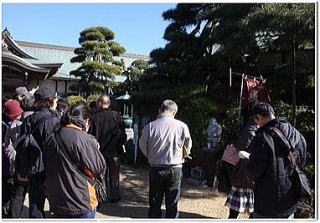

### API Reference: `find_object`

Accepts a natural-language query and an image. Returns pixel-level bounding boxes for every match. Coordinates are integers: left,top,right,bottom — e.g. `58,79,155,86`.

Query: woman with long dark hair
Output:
44,102,106,218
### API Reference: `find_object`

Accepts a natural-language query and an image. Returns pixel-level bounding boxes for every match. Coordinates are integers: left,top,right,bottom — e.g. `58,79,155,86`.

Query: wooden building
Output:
2,29,62,97
2,29,150,97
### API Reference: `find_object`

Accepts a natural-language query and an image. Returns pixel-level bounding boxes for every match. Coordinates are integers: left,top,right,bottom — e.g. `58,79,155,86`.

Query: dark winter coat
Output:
44,125,106,216
89,108,127,155
2,119,22,177
231,118,258,188
16,108,59,180
247,117,307,217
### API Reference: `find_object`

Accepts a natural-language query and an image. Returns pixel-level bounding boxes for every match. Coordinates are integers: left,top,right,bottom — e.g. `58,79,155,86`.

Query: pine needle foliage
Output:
70,26,126,97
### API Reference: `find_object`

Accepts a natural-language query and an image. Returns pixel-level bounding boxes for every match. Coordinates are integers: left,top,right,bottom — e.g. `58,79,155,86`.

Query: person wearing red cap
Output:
2,100,23,218
9,87,59,218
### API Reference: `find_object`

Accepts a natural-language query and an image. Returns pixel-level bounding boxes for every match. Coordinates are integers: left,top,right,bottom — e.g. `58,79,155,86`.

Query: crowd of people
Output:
2,86,308,219
2,87,126,218
223,99,307,219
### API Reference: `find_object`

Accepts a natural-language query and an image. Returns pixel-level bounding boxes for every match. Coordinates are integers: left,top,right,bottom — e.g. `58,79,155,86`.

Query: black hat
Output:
34,87,55,99
57,97,69,107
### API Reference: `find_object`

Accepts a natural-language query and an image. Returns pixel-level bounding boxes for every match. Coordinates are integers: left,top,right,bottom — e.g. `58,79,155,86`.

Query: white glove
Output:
238,151,250,159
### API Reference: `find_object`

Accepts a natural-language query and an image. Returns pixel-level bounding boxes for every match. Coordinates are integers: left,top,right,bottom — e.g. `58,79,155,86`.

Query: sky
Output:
2,3,176,56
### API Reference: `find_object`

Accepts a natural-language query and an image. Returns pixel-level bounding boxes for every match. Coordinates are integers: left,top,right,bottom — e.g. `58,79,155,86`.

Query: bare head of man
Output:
159,99,178,117
97,95,111,109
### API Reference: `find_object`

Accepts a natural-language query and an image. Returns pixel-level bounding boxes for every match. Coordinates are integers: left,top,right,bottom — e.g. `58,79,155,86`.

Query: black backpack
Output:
14,113,54,178
269,127,311,201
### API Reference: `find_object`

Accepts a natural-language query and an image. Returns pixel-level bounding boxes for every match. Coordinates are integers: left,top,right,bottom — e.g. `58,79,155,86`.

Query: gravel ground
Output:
21,164,250,219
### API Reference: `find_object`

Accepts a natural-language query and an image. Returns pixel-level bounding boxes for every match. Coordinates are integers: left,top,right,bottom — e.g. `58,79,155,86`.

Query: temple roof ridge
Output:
15,40,151,59
2,29,38,60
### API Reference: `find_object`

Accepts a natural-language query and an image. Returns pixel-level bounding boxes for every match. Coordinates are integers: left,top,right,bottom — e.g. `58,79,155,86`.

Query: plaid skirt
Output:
225,186,254,213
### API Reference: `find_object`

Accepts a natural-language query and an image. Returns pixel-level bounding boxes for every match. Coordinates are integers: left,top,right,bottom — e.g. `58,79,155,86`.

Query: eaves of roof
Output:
35,63,63,69
4,32,38,59
2,51,50,73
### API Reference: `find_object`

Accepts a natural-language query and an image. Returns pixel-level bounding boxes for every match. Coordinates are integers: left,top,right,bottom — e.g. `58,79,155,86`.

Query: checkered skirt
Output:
225,186,254,213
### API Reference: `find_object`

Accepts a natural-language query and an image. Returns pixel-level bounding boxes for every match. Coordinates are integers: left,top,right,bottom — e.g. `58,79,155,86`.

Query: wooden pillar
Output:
24,72,28,86
55,80,58,93
65,81,68,95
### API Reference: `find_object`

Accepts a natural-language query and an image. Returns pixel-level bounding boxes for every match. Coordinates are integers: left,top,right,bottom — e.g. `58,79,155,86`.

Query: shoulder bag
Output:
55,131,107,203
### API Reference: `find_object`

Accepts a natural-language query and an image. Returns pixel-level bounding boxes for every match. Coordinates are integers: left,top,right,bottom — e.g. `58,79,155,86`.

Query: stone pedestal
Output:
191,148,223,188
125,128,134,141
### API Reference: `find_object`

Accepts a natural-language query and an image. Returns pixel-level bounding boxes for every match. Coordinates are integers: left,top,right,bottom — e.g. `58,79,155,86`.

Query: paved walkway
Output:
21,164,249,219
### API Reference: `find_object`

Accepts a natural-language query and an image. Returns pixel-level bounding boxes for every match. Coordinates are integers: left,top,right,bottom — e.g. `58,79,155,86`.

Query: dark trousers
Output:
2,176,14,218
28,177,46,218
104,150,120,200
148,166,182,218
9,181,28,218
228,209,239,218
253,212,294,218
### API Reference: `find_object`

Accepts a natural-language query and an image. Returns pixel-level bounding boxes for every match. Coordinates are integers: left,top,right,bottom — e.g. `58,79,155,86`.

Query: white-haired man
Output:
139,100,192,218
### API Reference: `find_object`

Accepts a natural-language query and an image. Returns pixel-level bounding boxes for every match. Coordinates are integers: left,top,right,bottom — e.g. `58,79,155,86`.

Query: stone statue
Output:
205,118,222,149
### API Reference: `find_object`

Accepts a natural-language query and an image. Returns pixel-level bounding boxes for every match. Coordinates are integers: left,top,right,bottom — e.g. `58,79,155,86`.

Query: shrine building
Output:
2,29,149,97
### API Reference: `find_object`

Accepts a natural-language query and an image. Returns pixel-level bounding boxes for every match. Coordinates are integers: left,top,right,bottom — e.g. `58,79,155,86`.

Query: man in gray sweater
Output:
139,100,192,218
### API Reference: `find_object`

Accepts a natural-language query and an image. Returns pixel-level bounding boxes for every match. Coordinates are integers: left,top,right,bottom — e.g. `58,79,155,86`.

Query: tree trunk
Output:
292,35,297,126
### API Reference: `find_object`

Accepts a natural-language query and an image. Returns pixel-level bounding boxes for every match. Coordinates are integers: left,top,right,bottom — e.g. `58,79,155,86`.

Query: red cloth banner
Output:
242,77,268,108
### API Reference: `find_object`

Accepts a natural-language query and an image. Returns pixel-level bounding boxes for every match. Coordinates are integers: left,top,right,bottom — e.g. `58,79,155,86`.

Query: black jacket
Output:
89,108,126,154
19,108,59,180
234,118,258,151
247,117,307,217
231,119,258,188
44,126,106,216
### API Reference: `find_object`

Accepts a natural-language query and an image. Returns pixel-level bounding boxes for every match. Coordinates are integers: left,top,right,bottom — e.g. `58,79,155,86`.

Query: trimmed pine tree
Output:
70,26,126,97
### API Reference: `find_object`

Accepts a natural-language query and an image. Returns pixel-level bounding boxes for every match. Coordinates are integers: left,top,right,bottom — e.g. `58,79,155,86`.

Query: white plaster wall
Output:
39,79,55,92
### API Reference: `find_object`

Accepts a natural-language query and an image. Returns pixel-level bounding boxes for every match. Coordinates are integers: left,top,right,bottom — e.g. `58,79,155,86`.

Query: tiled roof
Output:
3,31,37,59
3,51,50,73
17,40,150,60
16,40,150,82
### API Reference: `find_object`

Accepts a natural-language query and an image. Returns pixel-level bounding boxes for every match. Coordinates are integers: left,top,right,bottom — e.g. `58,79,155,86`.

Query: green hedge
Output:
67,95,86,106
66,95,100,106
86,94,100,104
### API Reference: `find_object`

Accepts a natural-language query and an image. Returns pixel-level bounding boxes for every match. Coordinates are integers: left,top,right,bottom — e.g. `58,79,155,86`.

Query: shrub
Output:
177,97,218,150
67,95,85,106
86,94,100,104
220,105,241,149
272,101,315,131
